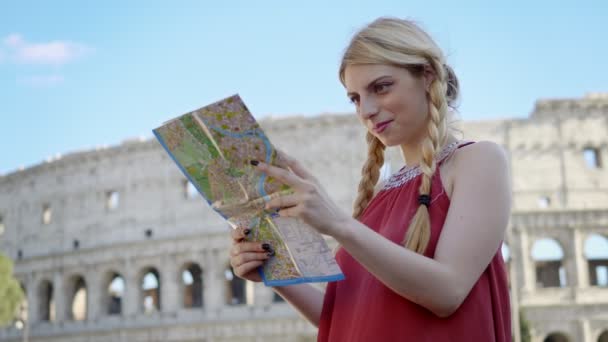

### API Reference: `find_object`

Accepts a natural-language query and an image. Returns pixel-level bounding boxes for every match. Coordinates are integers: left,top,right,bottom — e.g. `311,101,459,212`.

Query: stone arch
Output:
180,262,203,308
598,330,608,342
583,233,608,287
66,274,87,321
102,271,125,315
531,237,567,288
37,279,55,322
139,267,161,313
543,331,571,342
224,262,248,305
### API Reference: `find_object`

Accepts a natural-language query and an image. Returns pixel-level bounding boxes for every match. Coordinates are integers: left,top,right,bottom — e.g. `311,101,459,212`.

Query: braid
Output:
352,132,385,219
403,60,449,254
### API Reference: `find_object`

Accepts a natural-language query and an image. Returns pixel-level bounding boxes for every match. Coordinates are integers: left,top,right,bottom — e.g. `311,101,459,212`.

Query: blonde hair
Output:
342,17,460,254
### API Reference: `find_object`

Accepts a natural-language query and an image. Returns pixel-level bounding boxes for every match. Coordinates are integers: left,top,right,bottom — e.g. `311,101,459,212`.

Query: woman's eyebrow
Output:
346,75,392,97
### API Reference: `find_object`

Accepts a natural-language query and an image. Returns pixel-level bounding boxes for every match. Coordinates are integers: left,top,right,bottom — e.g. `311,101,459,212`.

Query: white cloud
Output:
3,33,92,65
18,74,65,87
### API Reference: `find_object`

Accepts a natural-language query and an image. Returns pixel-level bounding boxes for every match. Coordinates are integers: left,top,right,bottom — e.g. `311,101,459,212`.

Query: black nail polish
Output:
244,229,251,235
262,243,271,251
250,160,259,166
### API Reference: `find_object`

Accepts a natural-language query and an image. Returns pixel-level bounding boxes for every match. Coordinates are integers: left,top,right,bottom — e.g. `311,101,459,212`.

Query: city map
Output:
153,94,344,286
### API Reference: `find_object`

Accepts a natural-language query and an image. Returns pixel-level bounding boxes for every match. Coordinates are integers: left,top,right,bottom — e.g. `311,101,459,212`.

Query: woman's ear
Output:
423,65,436,92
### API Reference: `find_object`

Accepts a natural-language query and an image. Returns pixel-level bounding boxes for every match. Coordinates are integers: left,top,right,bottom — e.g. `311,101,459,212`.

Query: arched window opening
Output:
182,263,203,308
501,242,512,287
107,273,125,315
141,268,161,313
543,332,570,342
69,276,87,321
584,233,608,287
38,280,55,322
531,238,566,288
224,265,248,305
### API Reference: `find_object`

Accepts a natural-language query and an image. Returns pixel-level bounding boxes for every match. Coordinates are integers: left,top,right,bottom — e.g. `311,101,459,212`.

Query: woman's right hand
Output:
229,228,272,282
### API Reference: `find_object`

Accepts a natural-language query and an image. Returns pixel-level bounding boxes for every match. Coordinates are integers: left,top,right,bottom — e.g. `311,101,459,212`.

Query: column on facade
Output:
160,255,179,313
26,278,39,324
85,268,102,321
204,248,225,311
53,271,67,322
193,250,207,309
123,260,140,317
516,227,535,292
507,228,522,342
578,319,592,342
575,229,589,288
564,228,589,290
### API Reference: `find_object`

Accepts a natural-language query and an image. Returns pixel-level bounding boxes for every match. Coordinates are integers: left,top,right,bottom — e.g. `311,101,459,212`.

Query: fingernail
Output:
262,243,271,251
244,229,251,235
250,160,259,166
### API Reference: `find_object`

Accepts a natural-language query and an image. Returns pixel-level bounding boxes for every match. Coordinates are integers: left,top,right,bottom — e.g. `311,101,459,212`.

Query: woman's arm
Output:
258,141,511,317
272,284,325,327
331,141,512,317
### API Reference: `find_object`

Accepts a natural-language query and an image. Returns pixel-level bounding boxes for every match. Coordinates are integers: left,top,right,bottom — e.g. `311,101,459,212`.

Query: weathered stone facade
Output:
1,94,607,342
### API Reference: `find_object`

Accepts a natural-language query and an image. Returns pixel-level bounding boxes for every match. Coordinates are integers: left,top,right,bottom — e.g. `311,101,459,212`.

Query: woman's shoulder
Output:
451,140,509,178
454,140,507,163
440,141,508,199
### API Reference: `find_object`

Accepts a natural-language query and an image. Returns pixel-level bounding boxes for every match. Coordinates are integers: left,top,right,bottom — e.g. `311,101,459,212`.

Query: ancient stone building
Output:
0,94,607,342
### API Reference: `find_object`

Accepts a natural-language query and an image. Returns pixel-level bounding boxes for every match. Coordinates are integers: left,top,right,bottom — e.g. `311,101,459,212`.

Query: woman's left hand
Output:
253,151,351,237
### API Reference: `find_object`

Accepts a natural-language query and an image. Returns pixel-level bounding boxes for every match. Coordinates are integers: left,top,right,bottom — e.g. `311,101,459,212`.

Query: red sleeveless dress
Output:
318,141,511,341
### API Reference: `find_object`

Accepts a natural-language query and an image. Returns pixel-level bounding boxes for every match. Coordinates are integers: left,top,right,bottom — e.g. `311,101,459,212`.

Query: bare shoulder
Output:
441,141,508,199
452,141,508,174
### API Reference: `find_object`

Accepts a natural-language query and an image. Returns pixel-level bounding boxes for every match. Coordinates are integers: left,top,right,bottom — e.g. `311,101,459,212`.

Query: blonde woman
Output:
230,17,511,341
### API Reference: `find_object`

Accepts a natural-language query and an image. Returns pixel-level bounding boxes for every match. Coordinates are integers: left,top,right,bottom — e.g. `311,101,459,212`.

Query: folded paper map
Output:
153,94,344,286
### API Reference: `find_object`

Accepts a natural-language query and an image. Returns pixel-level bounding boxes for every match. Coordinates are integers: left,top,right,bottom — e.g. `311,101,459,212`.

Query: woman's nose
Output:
359,98,379,120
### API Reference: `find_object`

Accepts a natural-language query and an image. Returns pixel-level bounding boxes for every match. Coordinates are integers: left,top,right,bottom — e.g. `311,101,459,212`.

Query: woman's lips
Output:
373,120,393,133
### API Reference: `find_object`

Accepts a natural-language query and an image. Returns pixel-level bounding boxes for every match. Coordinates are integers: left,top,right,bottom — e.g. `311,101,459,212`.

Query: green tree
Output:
520,308,532,342
0,253,24,327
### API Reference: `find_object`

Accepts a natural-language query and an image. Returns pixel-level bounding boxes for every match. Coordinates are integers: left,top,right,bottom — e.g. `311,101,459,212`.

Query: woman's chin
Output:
378,137,400,147
368,130,401,147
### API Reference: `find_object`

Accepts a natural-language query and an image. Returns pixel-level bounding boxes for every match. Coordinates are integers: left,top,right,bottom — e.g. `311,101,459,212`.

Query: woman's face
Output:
344,64,432,147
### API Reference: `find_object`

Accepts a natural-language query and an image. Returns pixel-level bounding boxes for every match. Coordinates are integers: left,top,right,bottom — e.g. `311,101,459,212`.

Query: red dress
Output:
318,141,511,341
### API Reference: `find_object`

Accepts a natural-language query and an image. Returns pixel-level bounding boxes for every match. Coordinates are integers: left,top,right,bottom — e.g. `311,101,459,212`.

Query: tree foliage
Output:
0,253,24,327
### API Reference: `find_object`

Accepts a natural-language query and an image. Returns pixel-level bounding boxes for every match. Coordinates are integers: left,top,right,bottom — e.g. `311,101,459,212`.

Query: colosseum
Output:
0,93,607,342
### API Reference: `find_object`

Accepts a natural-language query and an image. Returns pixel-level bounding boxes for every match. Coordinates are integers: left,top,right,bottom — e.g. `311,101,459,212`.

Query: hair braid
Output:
352,132,385,219
402,60,449,253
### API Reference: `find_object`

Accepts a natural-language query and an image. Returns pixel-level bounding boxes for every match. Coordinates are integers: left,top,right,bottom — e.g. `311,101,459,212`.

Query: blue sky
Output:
0,0,606,174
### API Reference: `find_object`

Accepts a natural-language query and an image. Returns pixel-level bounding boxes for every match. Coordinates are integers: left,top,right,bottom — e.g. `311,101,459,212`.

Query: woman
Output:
229,17,512,341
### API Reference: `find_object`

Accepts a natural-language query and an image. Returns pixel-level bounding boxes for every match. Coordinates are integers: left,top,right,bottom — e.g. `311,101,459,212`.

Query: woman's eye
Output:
374,83,392,93
349,97,359,105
